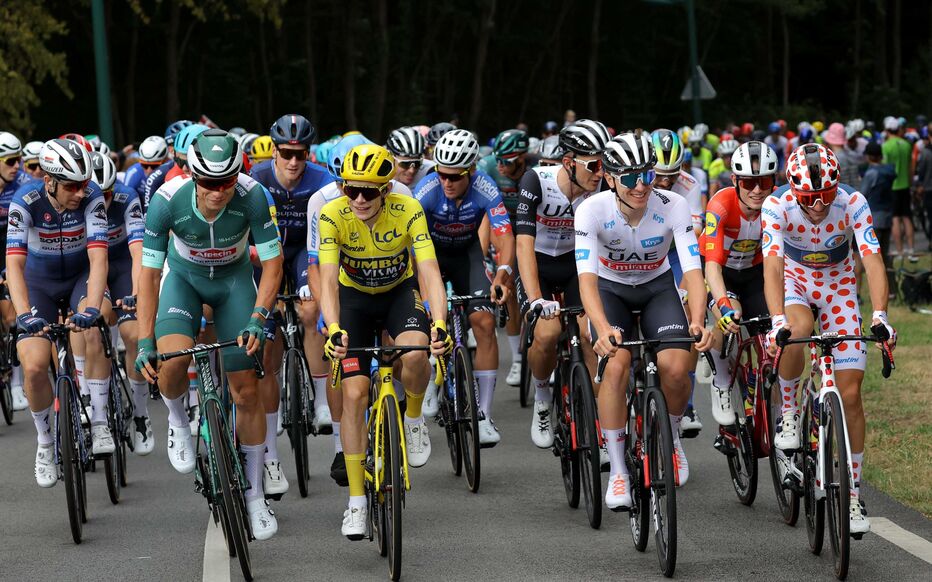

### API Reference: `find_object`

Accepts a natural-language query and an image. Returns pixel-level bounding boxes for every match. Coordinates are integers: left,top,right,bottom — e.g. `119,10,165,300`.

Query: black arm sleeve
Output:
515,170,542,237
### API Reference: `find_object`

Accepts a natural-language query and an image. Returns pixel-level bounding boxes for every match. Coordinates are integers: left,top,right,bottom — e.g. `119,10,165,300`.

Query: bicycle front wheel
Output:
645,388,677,578
726,369,757,506
824,391,850,580
439,366,462,476
207,401,253,581
572,362,602,529
380,394,404,581
801,390,825,555
768,370,800,526
284,350,310,498
1,380,12,425
454,345,481,493
626,386,649,552
59,376,84,544
555,366,580,508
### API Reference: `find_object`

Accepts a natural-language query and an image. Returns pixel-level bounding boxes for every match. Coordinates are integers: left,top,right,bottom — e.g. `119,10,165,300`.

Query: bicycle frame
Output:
49,324,89,470
277,295,313,431
720,317,773,457
555,307,599,452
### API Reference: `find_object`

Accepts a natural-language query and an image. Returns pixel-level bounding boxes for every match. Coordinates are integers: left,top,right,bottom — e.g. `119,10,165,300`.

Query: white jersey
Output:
574,188,701,286
515,166,593,257
412,159,436,185
688,166,708,196
670,169,704,232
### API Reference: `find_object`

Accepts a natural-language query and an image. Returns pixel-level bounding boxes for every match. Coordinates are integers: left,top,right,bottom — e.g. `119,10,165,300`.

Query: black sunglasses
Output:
277,148,309,161
344,183,387,202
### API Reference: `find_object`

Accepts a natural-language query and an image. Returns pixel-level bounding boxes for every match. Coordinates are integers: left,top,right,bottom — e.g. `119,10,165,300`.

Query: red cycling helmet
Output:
786,143,840,207
59,133,93,152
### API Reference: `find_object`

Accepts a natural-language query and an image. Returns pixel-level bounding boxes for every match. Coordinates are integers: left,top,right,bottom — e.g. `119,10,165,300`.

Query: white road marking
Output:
202,516,231,582
872,517,932,565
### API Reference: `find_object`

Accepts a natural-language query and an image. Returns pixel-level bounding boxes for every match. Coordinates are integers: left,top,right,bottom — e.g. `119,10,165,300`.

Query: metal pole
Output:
91,0,115,146
686,0,702,125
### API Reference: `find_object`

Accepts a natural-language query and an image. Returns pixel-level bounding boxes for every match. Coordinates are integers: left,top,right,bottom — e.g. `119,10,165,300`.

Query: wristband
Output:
328,322,342,336
715,296,733,312
432,319,447,332
252,306,270,320
496,264,513,276
872,310,888,323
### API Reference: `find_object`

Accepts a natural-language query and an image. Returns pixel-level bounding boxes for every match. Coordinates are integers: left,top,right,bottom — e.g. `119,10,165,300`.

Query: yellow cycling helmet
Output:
251,135,274,162
812,121,825,133
340,144,396,184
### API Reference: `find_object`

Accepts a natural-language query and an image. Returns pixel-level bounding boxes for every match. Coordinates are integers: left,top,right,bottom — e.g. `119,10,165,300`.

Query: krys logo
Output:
825,234,847,249
704,212,720,236
641,236,664,248
864,227,878,246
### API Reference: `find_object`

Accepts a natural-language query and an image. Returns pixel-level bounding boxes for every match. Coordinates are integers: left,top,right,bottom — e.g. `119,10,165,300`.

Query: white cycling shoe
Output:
673,442,689,486
505,362,522,387
167,425,196,474
850,496,871,535
313,406,333,434
422,380,440,418
342,505,367,540
92,424,116,456
35,444,58,488
133,416,155,456
478,417,501,447
247,498,278,541
710,382,736,426
775,411,801,450
530,400,554,448
605,473,632,510
404,419,431,467
263,460,290,498
11,385,29,411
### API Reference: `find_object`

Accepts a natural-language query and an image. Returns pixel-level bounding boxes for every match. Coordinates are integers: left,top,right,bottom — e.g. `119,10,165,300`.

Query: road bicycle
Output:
0,325,15,426
97,318,135,504
771,325,894,580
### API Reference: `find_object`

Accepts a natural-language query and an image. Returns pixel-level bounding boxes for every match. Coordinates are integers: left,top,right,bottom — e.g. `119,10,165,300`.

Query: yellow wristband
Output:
328,322,342,336
433,319,447,332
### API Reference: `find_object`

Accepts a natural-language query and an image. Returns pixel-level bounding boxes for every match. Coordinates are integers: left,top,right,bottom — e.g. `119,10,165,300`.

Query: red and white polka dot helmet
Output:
786,143,840,195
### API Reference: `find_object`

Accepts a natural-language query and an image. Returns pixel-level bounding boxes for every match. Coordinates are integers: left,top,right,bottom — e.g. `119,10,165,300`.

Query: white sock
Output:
709,346,732,389
32,405,53,445
507,334,521,362
88,378,110,425
75,356,88,396
348,495,366,509
851,452,864,497
130,379,149,417
312,374,329,413
474,369,496,417
242,443,265,501
533,374,552,402
779,376,800,416
403,414,423,425
11,364,23,390
333,421,343,454
264,412,279,462
604,428,627,476
669,414,683,445
163,392,189,428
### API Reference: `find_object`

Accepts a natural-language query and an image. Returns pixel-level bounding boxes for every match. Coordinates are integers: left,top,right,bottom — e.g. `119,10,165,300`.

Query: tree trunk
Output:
852,0,862,114
304,0,318,122
258,20,275,123
343,0,357,129
125,17,139,142
468,0,496,130
165,1,181,121
781,7,790,108
587,0,602,118
875,0,889,87
766,4,774,98
373,0,389,139
892,0,901,91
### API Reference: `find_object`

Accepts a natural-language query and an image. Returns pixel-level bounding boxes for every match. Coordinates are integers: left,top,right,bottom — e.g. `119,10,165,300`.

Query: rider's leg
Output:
18,337,55,443
469,309,498,418
77,296,111,427
260,331,283,464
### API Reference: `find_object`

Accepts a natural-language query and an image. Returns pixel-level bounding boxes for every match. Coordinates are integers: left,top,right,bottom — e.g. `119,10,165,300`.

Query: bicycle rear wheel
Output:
380,394,404,581
824,392,850,580
726,371,758,506
59,376,84,544
1,379,12,425
626,386,649,552
284,350,310,498
572,362,601,529
769,373,800,525
114,368,131,486
454,345,481,493
555,366,580,508
207,401,252,581
440,368,462,476
646,388,677,578
802,392,825,555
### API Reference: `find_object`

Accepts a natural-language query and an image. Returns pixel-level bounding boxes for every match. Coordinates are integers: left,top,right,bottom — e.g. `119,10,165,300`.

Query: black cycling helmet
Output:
559,119,611,156
427,122,457,146
270,114,317,146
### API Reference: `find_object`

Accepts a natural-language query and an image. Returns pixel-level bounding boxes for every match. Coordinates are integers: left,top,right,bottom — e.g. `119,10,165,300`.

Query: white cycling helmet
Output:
95,141,111,156
40,139,93,182
691,123,709,142
0,132,22,158
717,137,739,156
138,135,169,164
90,151,117,191
23,141,43,162
602,131,656,174
433,129,480,168
731,141,778,177
386,126,426,158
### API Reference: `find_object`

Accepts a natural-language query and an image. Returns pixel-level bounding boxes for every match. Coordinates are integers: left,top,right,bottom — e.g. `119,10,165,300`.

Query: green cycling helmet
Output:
492,129,529,157
187,129,243,179
650,129,684,175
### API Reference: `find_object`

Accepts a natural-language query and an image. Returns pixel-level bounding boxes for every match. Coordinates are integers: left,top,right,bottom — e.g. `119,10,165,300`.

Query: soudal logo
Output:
190,248,236,260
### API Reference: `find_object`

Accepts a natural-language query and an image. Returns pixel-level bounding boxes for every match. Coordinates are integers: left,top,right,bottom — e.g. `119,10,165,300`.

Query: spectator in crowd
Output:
860,141,898,296
916,128,932,251
825,122,862,191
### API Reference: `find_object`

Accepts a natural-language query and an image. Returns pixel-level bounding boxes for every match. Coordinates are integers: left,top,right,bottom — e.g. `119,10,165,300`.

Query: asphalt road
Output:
2,346,930,581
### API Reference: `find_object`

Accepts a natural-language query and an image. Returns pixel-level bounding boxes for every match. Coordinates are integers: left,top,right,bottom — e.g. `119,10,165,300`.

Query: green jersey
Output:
881,135,913,191
478,154,523,215
142,174,281,278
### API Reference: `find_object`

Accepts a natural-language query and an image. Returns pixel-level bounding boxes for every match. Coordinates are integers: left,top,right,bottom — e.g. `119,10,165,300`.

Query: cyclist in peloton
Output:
516,119,608,449
386,126,436,187
575,131,713,509
317,144,450,539
7,139,112,487
425,122,456,161
135,130,283,540
762,143,896,535
709,136,738,194
22,141,46,180
142,123,208,209
414,129,515,445
701,141,777,428
121,135,170,199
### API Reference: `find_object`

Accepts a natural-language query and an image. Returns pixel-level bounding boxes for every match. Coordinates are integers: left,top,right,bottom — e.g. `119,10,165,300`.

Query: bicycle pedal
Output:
712,435,738,457
680,428,700,439
851,532,865,541
609,506,630,514
264,492,284,502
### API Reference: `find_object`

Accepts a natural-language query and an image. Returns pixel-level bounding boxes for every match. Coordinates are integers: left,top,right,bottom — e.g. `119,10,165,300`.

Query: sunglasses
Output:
653,172,678,185
57,179,89,193
25,162,40,171
496,156,520,166
538,160,561,167
344,183,388,202
614,169,656,189
195,175,238,191
574,158,602,173
738,176,776,192
277,148,309,161
437,168,471,183
141,161,163,170
173,156,188,168
795,187,838,209
2,156,22,167
397,159,422,171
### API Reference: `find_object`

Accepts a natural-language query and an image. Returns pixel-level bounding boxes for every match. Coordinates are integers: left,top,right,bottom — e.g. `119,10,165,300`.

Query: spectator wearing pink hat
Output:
824,122,862,190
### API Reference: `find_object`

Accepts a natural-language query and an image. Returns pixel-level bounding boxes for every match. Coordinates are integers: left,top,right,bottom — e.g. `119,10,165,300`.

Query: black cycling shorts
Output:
338,278,430,379
436,240,493,316
108,257,136,324
516,251,580,315
591,270,691,353
892,188,911,217
722,263,768,320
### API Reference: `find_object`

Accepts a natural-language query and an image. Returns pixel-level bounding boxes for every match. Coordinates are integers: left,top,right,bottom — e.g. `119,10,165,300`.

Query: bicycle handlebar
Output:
768,324,894,385
722,315,773,358
595,334,713,383
156,335,265,377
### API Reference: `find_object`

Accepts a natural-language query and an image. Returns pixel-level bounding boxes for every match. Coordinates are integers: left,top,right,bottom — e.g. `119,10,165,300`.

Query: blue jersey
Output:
413,170,512,251
1,170,34,229
6,181,109,279
142,160,174,211
250,161,334,250
107,184,145,261
121,162,147,195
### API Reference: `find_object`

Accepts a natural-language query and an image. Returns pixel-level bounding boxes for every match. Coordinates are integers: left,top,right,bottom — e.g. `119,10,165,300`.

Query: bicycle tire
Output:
206,401,253,581
440,364,462,476
824,392,850,580
369,407,388,557
646,388,677,578
802,391,825,555
1,379,12,425
518,325,531,408
572,362,602,529
726,371,758,506
627,384,649,552
104,424,121,505
454,345,481,493
284,350,310,498
113,367,131,486
555,366,580,508
380,394,404,581
769,373,800,526
59,376,84,544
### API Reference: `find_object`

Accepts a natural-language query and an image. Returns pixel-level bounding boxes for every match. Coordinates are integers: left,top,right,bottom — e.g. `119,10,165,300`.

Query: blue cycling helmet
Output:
799,127,815,143
768,121,781,134
164,119,193,146
173,123,209,156
683,149,693,164
328,133,374,180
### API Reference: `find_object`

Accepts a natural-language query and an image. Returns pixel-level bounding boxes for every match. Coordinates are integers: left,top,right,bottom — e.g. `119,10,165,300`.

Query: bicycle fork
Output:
814,356,855,502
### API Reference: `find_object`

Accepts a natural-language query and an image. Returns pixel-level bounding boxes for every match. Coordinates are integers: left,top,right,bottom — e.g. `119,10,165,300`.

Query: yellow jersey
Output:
318,192,436,294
